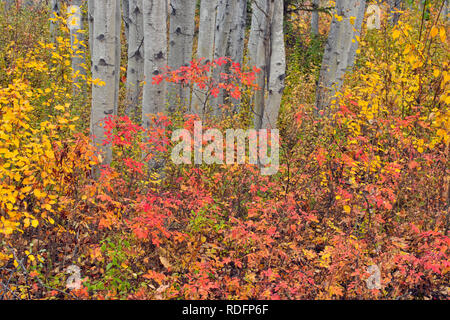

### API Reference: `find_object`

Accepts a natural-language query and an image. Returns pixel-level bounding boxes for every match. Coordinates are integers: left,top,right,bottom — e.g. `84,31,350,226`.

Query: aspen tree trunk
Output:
67,0,87,94
445,0,449,21
316,0,366,114
249,0,269,129
142,0,167,127
227,0,247,113
228,0,247,66
88,0,95,57
125,0,144,120
211,0,236,115
50,0,60,42
262,0,286,129
192,0,218,116
388,0,402,25
443,0,448,21
122,0,130,41
167,0,196,112
114,0,121,115
311,0,320,36
91,0,120,165
347,0,366,68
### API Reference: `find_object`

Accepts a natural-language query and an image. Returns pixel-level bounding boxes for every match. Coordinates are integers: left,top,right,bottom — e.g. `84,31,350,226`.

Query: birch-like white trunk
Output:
347,0,366,68
142,0,167,126
227,0,247,113
192,0,218,116
91,0,120,165
311,0,320,36
114,0,121,115
167,0,196,112
88,0,95,57
122,0,130,41
367,4,381,30
316,0,366,114
125,0,144,120
443,0,449,21
211,0,236,115
249,0,269,129
67,1,87,94
388,0,402,25
262,0,286,129
228,0,247,66
50,0,60,42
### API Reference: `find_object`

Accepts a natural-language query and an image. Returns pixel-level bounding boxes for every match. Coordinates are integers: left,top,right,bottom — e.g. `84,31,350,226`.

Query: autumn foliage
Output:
0,4,448,300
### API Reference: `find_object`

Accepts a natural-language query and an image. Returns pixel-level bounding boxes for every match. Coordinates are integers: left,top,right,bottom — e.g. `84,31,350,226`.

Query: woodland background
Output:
0,0,449,300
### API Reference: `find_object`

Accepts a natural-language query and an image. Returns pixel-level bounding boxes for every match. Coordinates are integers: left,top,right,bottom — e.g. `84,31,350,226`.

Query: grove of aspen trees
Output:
0,0,449,300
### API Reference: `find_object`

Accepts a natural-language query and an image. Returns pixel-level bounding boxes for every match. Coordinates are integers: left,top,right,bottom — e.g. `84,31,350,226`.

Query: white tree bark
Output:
167,0,196,112
67,1,87,94
388,0,402,25
197,0,217,63
210,0,237,116
125,0,144,120
122,0,130,41
227,0,247,113
191,0,218,116
249,0,269,129
311,0,320,36
443,0,449,21
91,0,120,165
228,0,247,66
88,0,95,57
114,0,121,115
316,0,366,114
142,0,167,126
367,4,381,30
50,0,61,42
347,0,366,69
262,0,285,129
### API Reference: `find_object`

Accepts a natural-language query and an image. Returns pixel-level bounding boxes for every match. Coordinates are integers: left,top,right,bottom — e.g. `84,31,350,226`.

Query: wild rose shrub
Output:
1,5,448,300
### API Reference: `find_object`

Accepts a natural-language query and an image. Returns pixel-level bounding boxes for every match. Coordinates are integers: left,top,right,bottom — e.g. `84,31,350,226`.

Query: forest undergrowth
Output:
0,4,448,300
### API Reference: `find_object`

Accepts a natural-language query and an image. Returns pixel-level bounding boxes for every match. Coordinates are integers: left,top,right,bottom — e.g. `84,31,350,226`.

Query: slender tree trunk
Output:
388,0,402,25
311,0,320,36
262,0,286,129
114,0,121,115
227,0,247,113
347,0,366,68
167,0,196,112
50,0,60,42
88,0,95,57
125,0,144,120
91,0,120,166
367,4,381,30
442,0,448,21
142,0,167,126
211,0,236,115
315,0,366,114
228,0,247,66
249,0,269,129
122,0,130,41
67,0,87,94
192,0,218,116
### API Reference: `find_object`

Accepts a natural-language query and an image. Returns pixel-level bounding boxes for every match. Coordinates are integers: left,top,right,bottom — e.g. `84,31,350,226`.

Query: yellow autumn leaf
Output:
430,26,438,38
392,29,401,39
439,27,446,42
